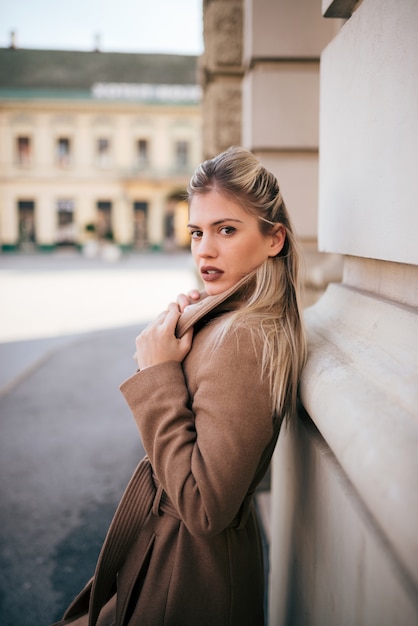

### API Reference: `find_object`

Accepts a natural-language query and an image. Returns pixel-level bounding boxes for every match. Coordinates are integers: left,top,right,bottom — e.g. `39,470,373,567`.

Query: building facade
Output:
0,48,202,253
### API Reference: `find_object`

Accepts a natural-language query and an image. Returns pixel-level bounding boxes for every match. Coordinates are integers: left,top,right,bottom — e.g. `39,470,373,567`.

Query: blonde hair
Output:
188,146,307,425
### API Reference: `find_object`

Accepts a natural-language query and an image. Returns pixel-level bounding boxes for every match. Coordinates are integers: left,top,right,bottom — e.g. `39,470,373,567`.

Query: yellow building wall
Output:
0,99,201,251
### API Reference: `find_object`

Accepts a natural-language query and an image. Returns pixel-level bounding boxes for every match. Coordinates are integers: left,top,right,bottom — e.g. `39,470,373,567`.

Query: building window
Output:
175,140,189,169
136,139,149,168
56,137,71,167
16,136,31,166
97,137,111,167
18,200,36,244
97,201,113,240
133,201,148,249
56,199,76,244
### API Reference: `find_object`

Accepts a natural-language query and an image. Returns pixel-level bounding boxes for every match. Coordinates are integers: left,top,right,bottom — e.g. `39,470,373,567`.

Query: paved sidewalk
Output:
0,250,197,392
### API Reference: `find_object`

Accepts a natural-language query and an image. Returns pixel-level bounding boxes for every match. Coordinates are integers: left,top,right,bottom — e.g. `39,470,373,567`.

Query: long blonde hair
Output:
188,146,307,425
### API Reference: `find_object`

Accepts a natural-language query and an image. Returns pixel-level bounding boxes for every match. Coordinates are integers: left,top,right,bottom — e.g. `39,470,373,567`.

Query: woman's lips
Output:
200,266,224,281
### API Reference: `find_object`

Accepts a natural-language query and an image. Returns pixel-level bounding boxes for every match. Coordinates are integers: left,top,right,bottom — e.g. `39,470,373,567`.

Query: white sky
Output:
0,0,204,55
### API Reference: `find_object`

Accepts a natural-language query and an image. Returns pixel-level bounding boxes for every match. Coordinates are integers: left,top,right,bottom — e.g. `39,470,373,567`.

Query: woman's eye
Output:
219,226,236,236
189,230,202,239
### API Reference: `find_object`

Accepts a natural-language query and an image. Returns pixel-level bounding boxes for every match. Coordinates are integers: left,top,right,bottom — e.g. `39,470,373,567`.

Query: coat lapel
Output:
175,273,254,338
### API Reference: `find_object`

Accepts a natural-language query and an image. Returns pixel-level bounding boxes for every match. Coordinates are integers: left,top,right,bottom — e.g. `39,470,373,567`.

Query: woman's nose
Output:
197,234,217,258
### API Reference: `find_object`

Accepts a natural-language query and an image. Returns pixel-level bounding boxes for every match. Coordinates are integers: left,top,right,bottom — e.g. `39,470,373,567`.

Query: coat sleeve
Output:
119,326,274,537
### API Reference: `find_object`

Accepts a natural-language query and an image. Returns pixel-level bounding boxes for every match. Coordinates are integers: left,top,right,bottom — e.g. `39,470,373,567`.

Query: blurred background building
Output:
0,42,201,254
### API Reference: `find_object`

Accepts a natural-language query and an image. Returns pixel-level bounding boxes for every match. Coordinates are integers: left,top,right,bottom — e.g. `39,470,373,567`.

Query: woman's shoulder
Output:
186,315,272,407
199,312,266,364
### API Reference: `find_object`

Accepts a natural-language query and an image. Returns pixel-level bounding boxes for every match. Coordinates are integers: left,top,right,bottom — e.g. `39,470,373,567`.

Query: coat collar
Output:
175,272,255,338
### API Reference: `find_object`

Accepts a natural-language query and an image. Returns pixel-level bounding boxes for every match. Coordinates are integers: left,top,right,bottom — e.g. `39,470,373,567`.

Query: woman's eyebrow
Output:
187,218,244,228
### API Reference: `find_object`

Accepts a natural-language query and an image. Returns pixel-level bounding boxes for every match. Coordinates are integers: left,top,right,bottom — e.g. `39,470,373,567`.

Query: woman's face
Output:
188,189,285,295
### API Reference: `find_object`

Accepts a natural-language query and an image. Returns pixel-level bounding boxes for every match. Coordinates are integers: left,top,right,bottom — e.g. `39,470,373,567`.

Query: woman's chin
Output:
204,280,234,296
204,283,225,296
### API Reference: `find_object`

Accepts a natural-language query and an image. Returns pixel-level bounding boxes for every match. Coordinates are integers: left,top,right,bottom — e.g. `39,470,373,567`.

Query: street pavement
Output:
0,250,198,626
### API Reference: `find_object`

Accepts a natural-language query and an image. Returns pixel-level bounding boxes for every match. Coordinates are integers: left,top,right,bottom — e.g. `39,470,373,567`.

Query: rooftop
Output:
0,48,200,103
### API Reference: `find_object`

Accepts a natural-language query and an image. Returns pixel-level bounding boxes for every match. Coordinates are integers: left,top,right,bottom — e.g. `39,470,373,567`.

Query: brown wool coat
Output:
56,275,282,626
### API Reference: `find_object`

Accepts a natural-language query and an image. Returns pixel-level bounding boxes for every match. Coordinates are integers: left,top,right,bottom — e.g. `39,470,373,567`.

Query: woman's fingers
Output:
188,289,201,301
133,301,193,370
176,289,201,312
132,289,199,369
179,326,194,354
177,294,190,313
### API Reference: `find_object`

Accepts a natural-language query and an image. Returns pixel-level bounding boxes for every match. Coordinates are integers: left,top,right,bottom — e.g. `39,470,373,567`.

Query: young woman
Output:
55,146,306,626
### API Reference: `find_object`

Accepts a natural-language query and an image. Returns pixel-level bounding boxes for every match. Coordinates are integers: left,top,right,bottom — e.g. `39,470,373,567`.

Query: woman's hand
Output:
134,302,193,370
176,289,201,313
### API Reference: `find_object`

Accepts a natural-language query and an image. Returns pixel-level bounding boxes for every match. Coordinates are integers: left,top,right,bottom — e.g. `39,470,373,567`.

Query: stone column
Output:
0,190,18,248
200,0,244,158
113,194,133,248
148,190,165,249
35,190,56,248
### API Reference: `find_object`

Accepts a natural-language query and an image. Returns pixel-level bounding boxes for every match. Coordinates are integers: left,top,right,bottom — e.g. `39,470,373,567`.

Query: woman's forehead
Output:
188,190,252,224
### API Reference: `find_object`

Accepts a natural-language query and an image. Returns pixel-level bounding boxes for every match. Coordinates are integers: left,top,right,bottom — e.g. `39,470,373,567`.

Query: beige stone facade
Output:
292,1,418,623
0,50,201,253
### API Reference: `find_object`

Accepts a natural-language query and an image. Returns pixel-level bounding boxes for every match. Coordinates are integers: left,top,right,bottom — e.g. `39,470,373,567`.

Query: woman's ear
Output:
268,225,286,257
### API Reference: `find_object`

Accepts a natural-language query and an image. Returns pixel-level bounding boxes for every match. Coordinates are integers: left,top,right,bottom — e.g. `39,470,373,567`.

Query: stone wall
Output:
272,1,418,624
